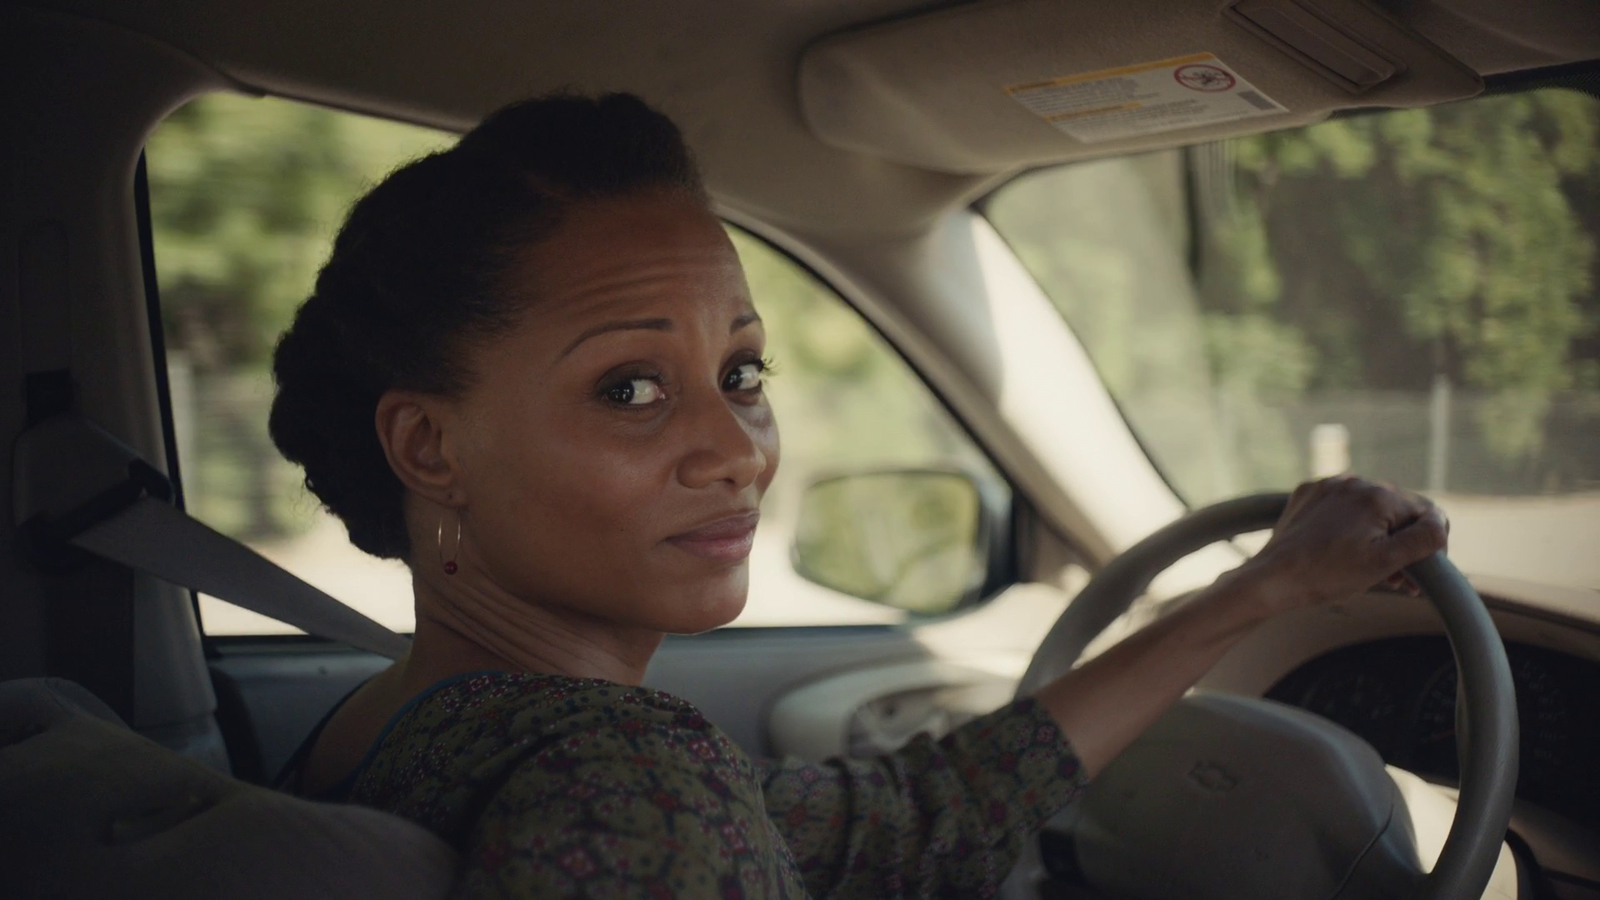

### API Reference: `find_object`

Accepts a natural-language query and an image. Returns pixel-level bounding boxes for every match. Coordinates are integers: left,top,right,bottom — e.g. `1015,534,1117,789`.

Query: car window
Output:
985,87,1600,595
147,93,1008,635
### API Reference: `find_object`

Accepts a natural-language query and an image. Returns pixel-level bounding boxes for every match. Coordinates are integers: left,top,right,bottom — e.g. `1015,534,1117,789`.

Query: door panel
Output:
210,645,388,781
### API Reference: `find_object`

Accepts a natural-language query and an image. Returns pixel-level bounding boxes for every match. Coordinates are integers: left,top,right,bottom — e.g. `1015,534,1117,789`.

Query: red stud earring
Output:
438,515,461,575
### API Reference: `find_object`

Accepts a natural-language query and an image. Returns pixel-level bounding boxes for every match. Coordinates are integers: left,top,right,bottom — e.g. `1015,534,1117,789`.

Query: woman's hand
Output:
1235,476,1450,617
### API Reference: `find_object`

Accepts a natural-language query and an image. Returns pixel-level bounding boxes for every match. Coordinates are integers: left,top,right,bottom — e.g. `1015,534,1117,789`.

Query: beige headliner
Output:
19,0,1600,238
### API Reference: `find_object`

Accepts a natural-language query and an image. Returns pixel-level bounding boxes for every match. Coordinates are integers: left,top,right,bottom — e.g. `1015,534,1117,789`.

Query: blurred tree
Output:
147,95,450,538
1201,90,1600,462
989,88,1599,501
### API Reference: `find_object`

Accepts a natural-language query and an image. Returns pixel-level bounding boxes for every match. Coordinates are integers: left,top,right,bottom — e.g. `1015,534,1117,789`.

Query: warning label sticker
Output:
1006,53,1285,144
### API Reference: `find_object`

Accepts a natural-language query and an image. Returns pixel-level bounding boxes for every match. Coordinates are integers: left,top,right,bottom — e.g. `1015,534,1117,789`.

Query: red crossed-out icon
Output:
1174,64,1236,92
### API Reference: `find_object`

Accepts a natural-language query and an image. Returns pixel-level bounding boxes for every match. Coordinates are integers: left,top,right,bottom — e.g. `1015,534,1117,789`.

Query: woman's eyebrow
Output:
559,318,673,359
558,310,761,360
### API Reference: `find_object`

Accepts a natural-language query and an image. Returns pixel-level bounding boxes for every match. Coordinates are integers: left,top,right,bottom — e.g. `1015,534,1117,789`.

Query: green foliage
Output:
1209,91,1600,460
991,87,1600,500
148,95,452,373
148,95,452,540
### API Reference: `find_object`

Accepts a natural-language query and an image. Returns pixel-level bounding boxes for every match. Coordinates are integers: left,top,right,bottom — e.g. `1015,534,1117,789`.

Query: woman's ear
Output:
375,390,465,508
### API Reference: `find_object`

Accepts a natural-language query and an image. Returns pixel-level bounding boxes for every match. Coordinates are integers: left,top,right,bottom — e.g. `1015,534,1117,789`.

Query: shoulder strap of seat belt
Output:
13,413,410,660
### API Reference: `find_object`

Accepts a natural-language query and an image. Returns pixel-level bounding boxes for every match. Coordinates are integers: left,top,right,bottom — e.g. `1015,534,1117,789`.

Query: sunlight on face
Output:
448,189,780,634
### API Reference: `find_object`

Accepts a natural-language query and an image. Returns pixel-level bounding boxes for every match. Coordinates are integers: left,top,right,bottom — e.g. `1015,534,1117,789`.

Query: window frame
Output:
720,219,1027,616
135,148,217,656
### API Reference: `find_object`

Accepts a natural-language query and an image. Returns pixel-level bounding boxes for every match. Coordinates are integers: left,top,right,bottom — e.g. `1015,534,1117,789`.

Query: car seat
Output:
0,677,458,900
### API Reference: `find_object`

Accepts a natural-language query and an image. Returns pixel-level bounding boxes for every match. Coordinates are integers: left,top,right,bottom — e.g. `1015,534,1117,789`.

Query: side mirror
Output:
791,469,1000,616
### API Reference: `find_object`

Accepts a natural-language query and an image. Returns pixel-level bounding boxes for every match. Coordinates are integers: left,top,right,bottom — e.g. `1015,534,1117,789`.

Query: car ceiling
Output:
17,0,1600,242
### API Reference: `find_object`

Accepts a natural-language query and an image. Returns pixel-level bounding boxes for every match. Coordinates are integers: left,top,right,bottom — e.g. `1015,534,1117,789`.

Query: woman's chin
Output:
664,568,750,634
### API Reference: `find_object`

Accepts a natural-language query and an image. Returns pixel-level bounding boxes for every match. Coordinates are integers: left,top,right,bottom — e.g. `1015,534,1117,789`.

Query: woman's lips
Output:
665,510,759,563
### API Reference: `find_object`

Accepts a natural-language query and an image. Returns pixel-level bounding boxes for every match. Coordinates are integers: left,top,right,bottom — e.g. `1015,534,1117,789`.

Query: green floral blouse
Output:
291,671,1087,898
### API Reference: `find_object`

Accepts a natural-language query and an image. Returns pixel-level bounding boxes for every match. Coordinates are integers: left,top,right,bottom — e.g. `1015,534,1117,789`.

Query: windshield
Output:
985,87,1600,596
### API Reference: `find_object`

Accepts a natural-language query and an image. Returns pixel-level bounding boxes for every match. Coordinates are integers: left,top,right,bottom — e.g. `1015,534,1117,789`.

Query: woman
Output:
271,93,1447,897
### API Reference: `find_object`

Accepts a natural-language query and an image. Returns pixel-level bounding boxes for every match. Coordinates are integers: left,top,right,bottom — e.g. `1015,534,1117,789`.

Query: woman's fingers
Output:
1380,505,1450,571
1384,571,1423,598
1331,477,1448,583
1277,474,1341,526
1348,477,1423,529
1253,475,1449,611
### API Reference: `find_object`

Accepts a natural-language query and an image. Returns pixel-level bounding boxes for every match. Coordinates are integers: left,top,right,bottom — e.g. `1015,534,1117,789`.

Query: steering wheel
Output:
1009,493,1519,900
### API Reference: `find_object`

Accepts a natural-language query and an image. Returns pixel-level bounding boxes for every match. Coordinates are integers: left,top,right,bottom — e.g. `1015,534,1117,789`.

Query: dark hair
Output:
269,93,706,560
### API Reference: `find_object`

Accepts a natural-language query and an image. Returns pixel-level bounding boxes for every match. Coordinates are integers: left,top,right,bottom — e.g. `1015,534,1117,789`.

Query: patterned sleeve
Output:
757,696,1088,899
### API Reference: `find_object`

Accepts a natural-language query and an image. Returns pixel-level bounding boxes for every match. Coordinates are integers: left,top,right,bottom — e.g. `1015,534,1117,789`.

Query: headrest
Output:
0,676,124,742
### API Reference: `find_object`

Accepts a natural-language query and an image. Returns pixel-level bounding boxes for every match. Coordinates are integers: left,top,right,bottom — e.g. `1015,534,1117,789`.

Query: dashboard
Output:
1265,635,1600,830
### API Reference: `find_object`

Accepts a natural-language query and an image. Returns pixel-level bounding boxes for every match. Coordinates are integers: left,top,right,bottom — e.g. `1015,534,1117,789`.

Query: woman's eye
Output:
723,361,766,392
605,378,666,406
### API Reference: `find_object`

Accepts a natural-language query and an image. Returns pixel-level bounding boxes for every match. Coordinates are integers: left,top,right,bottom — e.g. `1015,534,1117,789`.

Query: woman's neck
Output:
403,573,664,692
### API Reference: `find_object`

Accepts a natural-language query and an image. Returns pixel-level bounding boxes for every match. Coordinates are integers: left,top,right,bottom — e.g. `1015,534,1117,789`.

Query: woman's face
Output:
440,189,779,635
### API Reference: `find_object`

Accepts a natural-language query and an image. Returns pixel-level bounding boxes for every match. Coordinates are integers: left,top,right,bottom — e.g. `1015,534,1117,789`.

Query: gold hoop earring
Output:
437,514,461,575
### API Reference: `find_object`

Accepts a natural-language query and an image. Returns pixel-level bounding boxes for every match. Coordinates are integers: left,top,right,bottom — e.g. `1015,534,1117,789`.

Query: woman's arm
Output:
1038,476,1448,776
759,695,1086,899
759,477,1447,898
1031,567,1274,777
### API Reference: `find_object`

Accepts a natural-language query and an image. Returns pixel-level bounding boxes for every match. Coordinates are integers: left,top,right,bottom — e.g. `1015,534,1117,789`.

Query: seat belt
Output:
14,413,411,660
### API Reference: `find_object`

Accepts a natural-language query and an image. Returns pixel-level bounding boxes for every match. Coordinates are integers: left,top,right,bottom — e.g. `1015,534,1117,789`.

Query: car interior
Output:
2,0,1598,897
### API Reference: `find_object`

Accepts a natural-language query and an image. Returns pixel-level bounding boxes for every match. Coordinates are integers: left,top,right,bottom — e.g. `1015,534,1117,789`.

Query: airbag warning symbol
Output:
1174,63,1237,92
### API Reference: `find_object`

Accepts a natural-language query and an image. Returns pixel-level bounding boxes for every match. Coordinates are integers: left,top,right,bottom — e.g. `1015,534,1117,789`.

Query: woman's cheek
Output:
752,402,780,492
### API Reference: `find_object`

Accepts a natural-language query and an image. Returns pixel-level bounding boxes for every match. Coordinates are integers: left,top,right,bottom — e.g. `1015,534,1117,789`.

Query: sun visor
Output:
799,0,1483,173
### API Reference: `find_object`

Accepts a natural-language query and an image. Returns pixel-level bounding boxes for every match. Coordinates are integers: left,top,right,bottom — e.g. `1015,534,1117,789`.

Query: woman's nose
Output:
675,389,767,491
